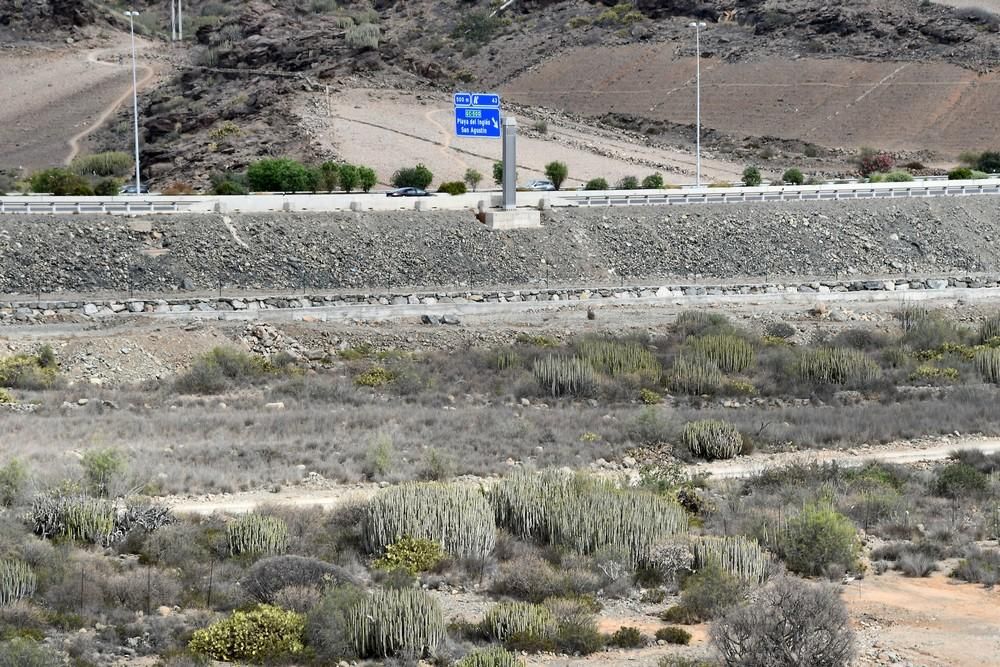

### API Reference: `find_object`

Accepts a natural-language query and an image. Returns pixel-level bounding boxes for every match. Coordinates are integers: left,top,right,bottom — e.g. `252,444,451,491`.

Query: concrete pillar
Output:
502,116,517,211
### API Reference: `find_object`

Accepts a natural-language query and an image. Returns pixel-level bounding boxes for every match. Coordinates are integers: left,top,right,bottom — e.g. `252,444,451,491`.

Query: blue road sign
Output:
454,91,502,138
456,106,501,138
454,92,500,108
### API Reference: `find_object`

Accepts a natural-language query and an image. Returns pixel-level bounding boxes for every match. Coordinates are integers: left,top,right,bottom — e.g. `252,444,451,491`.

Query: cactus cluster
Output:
692,535,770,584
363,483,496,560
795,348,880,386
688,334,755,372
348,587,444,658
675,310,730,337
489,470,687,566
681,420,743,461
28,495,114,545
483,601,555,642
532,355,596,397
667,354,723,395
346,23,380,50
28,495,172,545
456,646,524,667
576,338,661,379
227,513,289,557
0,559,36,607
976,348,1000,383
979,313,1000,343
495,349,520,370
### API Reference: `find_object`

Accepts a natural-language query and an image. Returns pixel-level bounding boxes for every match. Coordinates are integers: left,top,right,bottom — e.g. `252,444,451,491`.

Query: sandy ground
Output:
0,36,165,173
505,46,1000,160
301,88,745,188
848,570,1000,666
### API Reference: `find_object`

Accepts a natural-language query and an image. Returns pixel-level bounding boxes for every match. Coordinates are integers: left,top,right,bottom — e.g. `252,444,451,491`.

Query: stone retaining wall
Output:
2,276,995,323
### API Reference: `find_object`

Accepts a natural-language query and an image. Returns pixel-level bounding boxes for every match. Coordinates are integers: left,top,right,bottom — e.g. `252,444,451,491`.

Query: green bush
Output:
348,588,444,658
227,513,289,557
781,168,804,185
671,560,745,622
70,151,133,177
80,447,125,497
642,172,665,189
93,178,122,196
189,605,305,662
438,181,468,195
608,625,646,648
584,177,608,190
355,365,394,387
935,462,988,498
617,175,639,190
392,164,434,189
346,22,379,49
655,626,691,645
741,166,762,186
0,458,27,507
0,350,59,390
871,170,913,182
173,346,277,394
682,420,743,461
977,150,1000,173
374,537,444,574
0,638,63,667
242,555,352,603
782,503,859,576
210,175,248,195
28,168,92,195
363,482,496,560
318,162,340,191
246,158,312,192
545,161,569,190
545,597,605,655
949,167,974,180
452,10,504,42
493,161,504,186
639,388,662,404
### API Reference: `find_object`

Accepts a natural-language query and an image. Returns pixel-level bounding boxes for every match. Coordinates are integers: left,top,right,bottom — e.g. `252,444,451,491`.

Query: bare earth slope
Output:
507,48,1000,160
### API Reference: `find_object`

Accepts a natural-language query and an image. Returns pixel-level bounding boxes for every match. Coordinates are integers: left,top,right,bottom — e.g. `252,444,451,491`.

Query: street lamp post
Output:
125,10,142,195
689,21,706,187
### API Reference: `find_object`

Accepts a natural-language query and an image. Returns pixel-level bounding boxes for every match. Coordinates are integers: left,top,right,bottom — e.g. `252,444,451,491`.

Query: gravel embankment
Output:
0,197,998,296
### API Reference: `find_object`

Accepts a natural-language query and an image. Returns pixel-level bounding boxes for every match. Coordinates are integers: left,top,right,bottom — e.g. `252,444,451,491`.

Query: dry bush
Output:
712,576,855,667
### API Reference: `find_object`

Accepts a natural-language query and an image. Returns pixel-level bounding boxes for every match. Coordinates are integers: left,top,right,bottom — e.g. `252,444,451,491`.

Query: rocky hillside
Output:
1,197,999,296
75,0,999,186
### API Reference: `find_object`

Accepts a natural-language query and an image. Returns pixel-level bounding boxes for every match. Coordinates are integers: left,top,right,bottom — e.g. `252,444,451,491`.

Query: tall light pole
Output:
689,21,706,187
125,10,142,195
178,0,183,41
170,0,176,41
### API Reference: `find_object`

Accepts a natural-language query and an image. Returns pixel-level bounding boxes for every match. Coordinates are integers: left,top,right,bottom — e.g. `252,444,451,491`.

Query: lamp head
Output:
688,21,706,28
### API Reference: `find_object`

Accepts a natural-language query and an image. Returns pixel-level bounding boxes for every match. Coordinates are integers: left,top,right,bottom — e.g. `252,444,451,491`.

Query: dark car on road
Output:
386,187,431,197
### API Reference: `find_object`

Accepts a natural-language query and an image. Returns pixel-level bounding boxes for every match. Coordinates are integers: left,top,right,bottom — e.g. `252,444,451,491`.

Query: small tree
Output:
357,166,378,193
493,161,504,186
642,172,664,189
712,576,855,667
584,177,608,190
545,161,569,190
29,168,93,196
782,168,804,185
617,175,639,189
978,150,1000,173
339,165,359,193
318,162,340,192
464,168,483,192
392,164,434,189
741,166,762,187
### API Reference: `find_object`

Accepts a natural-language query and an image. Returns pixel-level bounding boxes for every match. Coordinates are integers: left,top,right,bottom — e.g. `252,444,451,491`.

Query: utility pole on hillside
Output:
125,10,142,195
689,21,706,187
178,0,183,40
170,0,176,41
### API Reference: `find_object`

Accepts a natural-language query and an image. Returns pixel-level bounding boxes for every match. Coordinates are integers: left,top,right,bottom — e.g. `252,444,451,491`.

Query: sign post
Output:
502,116,517,210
